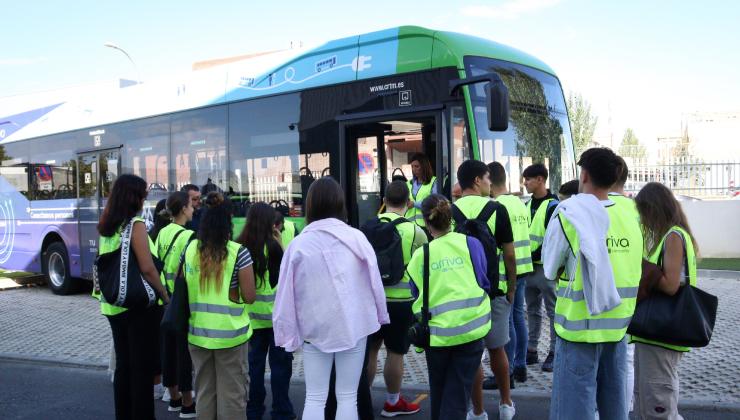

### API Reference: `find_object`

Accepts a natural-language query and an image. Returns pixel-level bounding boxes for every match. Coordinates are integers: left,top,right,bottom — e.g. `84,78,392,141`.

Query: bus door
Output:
77,148,121,278
342,113,441,227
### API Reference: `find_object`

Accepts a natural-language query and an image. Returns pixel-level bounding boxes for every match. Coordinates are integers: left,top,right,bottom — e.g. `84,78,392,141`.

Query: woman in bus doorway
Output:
273,177,389,420
633,182,700,420
183,192,256,420
406,194,492,420
237,202,296,420
154,191,196,417
96,174,170,420
406,153,438,229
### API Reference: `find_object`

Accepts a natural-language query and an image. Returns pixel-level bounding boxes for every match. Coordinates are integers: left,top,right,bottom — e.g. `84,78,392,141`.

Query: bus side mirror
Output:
487,82,509,132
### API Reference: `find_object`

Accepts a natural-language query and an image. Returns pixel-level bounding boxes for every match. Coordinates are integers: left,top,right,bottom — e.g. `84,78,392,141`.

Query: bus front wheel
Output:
43,242,76,295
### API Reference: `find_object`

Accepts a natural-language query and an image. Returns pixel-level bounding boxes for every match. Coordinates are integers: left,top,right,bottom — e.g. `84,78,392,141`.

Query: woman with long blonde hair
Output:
633,182,699,420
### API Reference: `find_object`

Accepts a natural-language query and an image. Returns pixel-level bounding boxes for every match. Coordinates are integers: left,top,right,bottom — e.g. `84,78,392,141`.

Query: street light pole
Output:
103,42,141,84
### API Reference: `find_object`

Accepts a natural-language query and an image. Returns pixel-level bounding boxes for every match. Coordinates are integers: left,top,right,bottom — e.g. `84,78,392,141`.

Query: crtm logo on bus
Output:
431,256,465,273
606,236,631,253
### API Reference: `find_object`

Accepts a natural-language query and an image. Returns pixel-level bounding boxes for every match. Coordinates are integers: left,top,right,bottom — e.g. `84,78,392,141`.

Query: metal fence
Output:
626,159,740,198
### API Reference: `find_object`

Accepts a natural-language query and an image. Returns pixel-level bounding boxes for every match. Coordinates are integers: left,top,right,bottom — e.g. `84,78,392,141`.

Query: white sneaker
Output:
162,387,171,402
499,402,516,420
466,409,489,420
153,383,166,400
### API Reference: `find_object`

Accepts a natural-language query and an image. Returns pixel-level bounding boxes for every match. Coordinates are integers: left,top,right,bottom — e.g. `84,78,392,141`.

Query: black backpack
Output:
361,216,411,286
452,201,501,296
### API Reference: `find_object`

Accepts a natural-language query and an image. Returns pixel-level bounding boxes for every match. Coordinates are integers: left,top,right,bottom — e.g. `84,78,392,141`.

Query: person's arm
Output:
542,215,570,281
237,265,256,304
229,247,256,303
272,248,301,352
467,237,490,294
502,242,516,302
131,221,169,303
657,233,685,296
493,206,516,300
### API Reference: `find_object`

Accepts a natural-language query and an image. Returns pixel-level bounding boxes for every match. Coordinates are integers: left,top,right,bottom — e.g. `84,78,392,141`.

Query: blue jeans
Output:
247,328,296,420
506,276,528,371
550,336,628,420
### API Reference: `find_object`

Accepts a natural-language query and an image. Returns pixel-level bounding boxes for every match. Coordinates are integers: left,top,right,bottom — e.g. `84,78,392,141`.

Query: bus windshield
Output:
465,56,576,193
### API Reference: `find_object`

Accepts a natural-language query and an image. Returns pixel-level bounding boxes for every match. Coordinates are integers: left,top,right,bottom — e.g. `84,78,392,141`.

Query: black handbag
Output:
408,244,430,349
161,239,195,335
94,220,159,309
627,242,718,348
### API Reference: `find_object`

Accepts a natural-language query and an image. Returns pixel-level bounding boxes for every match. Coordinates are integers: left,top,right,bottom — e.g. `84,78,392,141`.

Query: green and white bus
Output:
0,26,575,293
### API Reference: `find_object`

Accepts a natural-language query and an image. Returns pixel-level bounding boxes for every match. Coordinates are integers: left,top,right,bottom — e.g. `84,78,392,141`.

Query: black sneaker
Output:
180,402,196,419
484,374,515,390
542,351,555,372
168,398,182,412
513,366,527,383
526,349,538,365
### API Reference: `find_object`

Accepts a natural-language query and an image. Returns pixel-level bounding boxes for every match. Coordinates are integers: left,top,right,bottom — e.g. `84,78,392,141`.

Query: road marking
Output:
412,393,428,405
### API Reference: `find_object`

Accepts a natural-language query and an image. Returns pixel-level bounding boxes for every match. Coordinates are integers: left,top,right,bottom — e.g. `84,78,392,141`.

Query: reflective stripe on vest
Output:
554,204,643,343
185,240,252,349
246,246,278,329
405,176,436,228
94,217,157,316
378,212,416,301
631,226,697,352
407,232,491,347
496,194,534,290
527,198,555,264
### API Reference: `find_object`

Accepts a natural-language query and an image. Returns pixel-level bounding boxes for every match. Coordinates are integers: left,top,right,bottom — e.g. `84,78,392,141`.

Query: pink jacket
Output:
273,218,390,353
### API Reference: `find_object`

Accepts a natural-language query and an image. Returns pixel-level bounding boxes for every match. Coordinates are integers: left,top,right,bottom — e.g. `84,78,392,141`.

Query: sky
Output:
3,0,740,155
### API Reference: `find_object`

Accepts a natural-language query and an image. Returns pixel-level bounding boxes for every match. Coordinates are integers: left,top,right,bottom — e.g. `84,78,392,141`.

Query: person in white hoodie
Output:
273,177,390,420
542,148,643,420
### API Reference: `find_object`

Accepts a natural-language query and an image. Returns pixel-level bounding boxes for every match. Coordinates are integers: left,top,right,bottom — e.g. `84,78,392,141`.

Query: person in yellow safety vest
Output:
633,182,699,419
274,211,299,248
153,191,196,415
94,174,170,420
543,148,643,420
237,202,296,420
366,180,427,417
488,162,534,387
405,153,438,229
453,160,516,420
183,192,257,420
406,194,492,420
522,163,560,371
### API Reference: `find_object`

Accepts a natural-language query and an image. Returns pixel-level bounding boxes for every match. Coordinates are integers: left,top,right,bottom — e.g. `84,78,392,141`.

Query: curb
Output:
698,269,740,280
0,353,107,370
3,354,739,413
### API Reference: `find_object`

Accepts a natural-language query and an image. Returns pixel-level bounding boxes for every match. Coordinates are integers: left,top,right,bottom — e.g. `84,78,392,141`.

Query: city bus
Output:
0,26,576,294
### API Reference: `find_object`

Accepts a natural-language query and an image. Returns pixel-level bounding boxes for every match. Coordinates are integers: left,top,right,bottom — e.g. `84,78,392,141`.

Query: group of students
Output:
96,146,697,420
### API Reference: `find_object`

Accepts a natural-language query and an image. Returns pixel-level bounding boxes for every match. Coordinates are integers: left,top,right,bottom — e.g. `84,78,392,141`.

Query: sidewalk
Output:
1,275,738,409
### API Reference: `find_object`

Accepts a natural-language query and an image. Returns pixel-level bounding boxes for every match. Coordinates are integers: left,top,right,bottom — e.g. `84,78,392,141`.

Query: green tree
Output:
567,92,598,156
619,128,646,160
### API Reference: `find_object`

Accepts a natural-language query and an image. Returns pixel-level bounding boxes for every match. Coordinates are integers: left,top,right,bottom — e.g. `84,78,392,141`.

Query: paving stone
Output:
1,277,737,403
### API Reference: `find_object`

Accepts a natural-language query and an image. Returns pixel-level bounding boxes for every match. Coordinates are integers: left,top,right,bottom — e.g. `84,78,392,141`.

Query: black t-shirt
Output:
492,204,514,248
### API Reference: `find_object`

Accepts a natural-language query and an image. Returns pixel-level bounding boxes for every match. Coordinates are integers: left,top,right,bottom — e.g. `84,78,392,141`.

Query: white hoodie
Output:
547,194,621,316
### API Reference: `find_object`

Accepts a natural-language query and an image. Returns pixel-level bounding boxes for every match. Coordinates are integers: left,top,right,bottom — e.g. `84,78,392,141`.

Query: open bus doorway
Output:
344,115,440,227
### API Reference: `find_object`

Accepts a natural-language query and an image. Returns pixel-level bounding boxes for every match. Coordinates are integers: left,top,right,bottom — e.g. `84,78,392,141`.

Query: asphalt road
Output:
0,359,736,419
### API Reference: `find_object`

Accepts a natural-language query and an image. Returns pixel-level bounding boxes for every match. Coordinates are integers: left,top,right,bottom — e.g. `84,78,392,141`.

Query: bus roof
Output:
0,26,557,143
